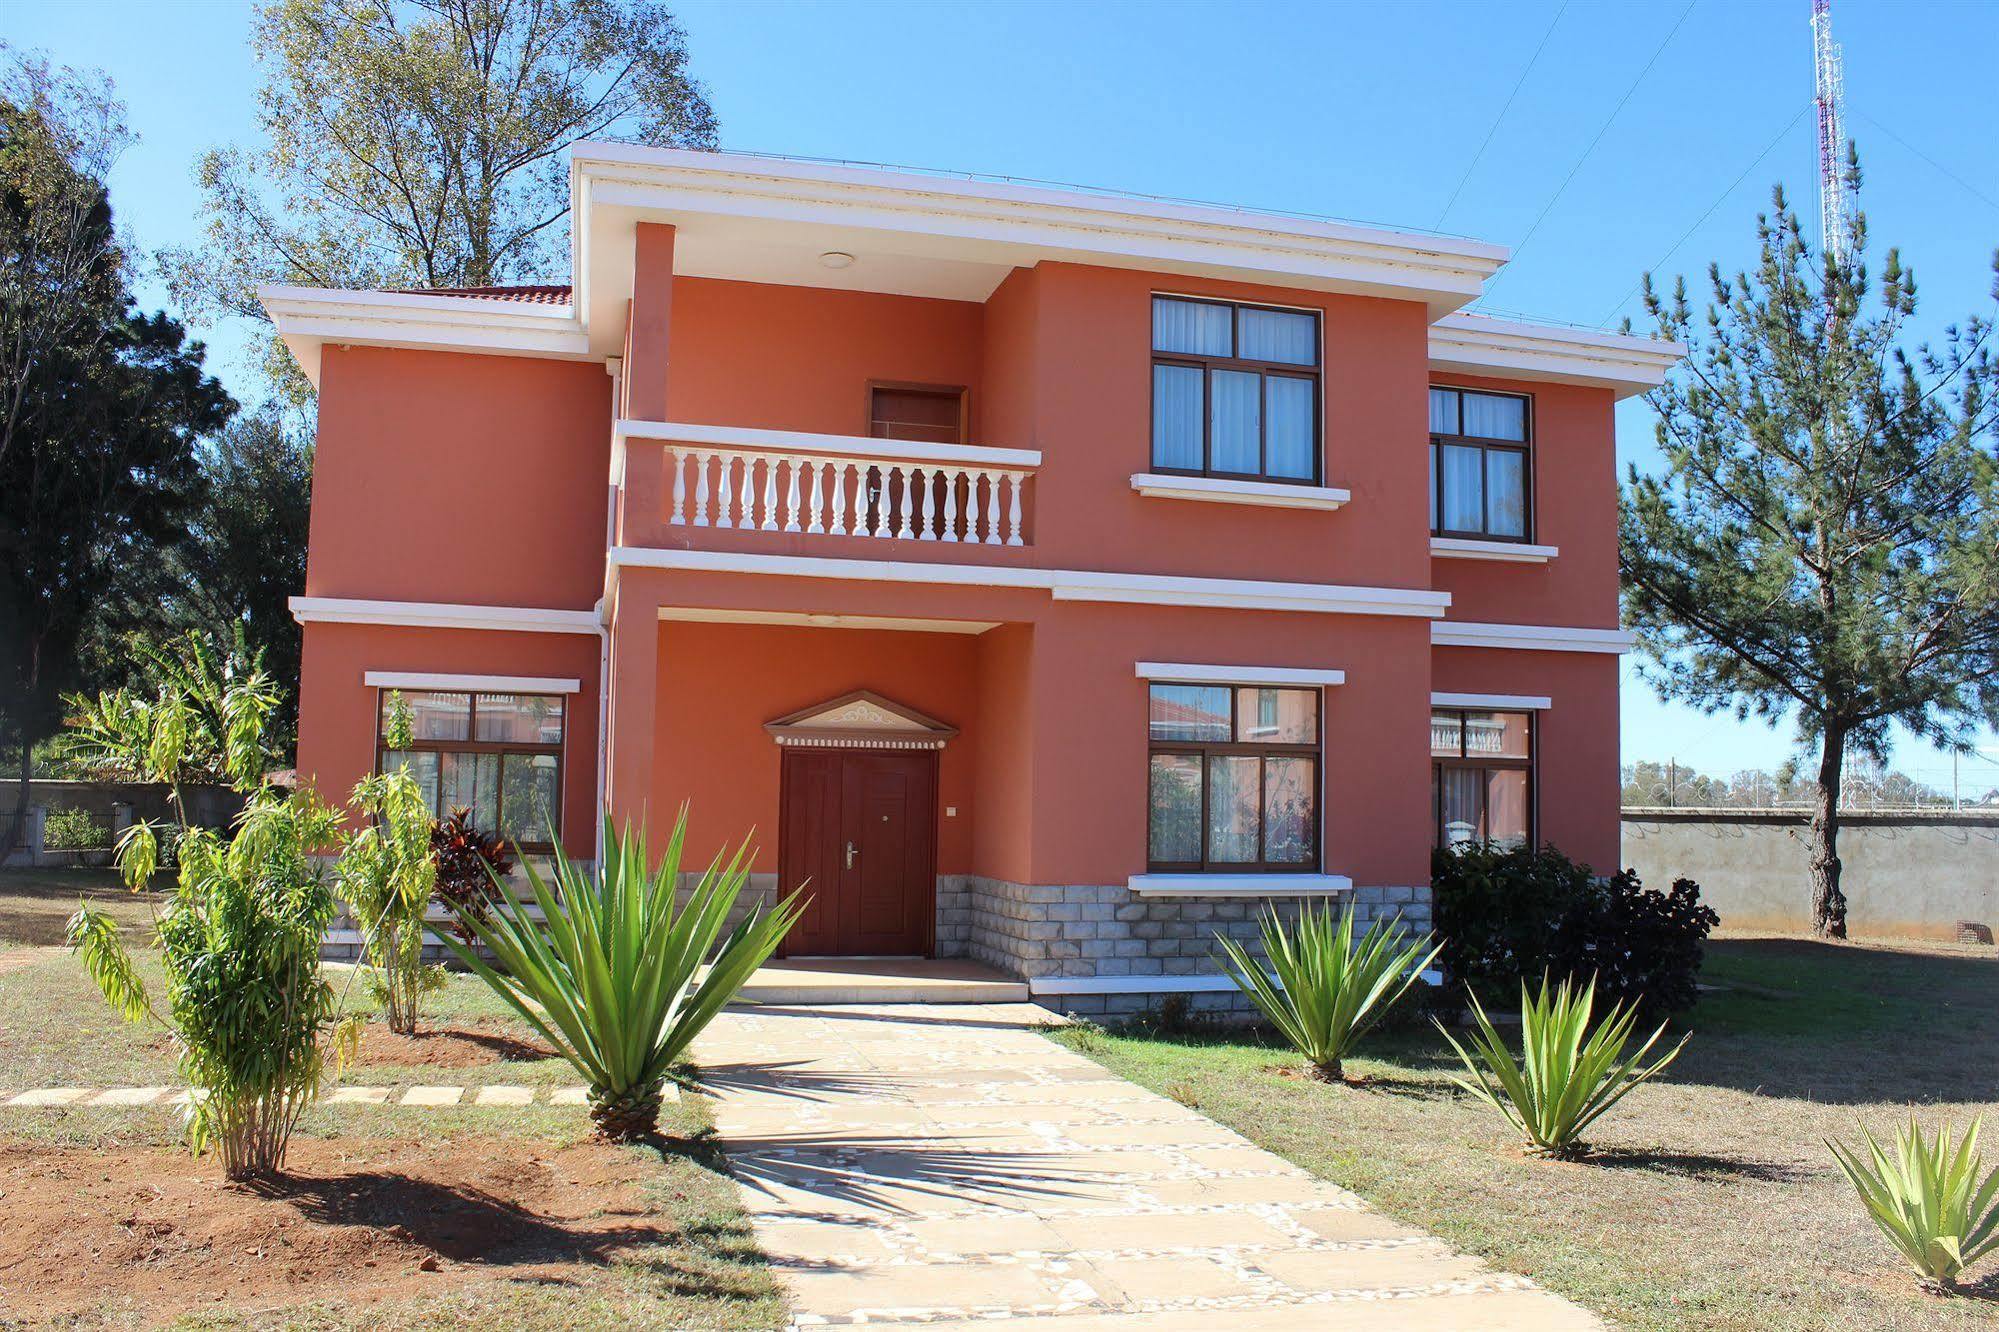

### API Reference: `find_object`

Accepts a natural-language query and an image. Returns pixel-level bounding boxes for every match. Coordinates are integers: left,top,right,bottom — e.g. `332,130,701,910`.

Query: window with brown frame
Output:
376,690,564,849
1147,684,1320,872
1429,386,1532,541
1431,708,1532,849
869,383,966,444
1151,295,1321,484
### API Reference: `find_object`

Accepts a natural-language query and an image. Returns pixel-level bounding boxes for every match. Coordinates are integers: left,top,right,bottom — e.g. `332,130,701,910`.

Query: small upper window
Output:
1429,386,1531,541
1151,296,1321,484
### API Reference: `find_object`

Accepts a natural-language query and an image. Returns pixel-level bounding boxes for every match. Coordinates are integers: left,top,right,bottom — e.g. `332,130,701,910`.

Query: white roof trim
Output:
291,596,602,636
1131,473,1351,511
259,284,587,388
363,671,582,694
609,547,1451,619
1431,692,1553,710
1430,312,1684,399
1432,620,1633,653
1430,536,1558,563
1137,662,1346,686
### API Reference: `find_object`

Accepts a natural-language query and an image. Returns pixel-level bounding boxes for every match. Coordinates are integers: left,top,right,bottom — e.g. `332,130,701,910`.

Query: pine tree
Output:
1622,158,1999,938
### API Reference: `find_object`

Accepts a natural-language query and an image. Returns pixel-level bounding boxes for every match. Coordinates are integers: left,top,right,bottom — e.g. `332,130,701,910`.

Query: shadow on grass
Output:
1581,1145,1813,1183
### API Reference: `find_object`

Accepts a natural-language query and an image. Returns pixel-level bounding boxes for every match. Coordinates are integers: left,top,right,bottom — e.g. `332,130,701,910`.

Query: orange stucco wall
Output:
295,621,601,855
309,346,609,609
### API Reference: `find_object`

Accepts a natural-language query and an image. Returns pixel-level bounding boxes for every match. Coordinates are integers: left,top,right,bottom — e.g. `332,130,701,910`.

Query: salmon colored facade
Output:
271,145,1679,1011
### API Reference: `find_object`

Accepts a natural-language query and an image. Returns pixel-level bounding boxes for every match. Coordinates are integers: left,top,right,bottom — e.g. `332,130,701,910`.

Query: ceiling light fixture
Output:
819,251,856,269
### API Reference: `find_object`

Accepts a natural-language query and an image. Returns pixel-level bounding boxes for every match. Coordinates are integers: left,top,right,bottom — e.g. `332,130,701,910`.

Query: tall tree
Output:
1622,160,1999,938
164,0,718,402
0,56,236,853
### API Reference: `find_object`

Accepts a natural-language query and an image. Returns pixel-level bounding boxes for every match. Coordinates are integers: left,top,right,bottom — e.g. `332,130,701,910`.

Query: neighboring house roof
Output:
390,284,574,306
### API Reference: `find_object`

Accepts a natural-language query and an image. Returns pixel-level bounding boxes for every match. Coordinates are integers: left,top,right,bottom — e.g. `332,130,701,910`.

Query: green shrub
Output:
1218,904,1439,1083
64,640,357,1179
441,811,804,1141
1432,842,1718,1020
339,767,443,1035
1829,1116,1999,1291
42,804,109,850
1437,973,1688,1159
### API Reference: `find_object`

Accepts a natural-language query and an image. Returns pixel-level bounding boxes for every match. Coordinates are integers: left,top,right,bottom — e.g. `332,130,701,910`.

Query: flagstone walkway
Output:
0,1083,666,1108
692,1001,1602,1331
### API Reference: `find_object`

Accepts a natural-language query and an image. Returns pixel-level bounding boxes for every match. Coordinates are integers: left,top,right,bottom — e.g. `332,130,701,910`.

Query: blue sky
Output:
7,0,1999,792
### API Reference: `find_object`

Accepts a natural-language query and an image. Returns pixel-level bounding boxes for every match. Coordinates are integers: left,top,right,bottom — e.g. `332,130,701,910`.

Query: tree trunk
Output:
1809,728,1849,939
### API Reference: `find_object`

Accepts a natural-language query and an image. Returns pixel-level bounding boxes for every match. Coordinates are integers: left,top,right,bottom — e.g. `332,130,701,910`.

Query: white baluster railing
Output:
663,446,1032,546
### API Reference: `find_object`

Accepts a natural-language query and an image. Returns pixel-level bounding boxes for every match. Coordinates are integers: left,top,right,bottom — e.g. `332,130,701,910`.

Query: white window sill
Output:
1430,536,1558,563
1126,873,1354,898
1131,473,1351,511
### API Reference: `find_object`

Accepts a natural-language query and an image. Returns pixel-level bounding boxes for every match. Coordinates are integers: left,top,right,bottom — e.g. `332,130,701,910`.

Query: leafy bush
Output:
1432,842,1718,1020
1216,904,1439,1083
42,804,109,850
339,768,443,1034
431,806,514,945
65,647,357,1179
1829,1116,1999,1291
442,812,804,1141
1437,973,1688,1159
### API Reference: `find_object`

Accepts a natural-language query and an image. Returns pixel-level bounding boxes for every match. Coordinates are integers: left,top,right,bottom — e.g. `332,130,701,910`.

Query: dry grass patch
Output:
1050,935,1999,1332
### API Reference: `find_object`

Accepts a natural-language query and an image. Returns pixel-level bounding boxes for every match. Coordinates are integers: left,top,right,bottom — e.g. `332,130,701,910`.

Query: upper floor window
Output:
1430,386,1531,540
1147,683,1320,872
1151,296,1320,484
1431,708,1531,849
378,689,564,849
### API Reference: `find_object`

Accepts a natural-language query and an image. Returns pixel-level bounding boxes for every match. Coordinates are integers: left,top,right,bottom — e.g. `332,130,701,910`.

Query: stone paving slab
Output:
0,1082,673,1108
691,1002,1604,1331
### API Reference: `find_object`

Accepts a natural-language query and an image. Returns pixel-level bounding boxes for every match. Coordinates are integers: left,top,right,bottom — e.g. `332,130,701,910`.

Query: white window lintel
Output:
1137,662,1345,687
1430,692,1552,711
363,671,582,695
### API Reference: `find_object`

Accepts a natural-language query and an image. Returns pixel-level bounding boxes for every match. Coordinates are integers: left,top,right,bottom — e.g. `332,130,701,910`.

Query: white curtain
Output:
1209,369,1260,472
1151,364,1203,469
1462,391,1526,441
1485,450,1526,536
1238,307,1316,365
1152,296,1231,356
1441,444,1483,530
1264,376,1314,478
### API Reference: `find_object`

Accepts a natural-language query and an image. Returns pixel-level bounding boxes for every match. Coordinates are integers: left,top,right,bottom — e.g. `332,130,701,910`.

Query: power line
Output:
1597,100,1815,328
1854,109,1999,216
1435,0,1570,229
1482,0,1698,292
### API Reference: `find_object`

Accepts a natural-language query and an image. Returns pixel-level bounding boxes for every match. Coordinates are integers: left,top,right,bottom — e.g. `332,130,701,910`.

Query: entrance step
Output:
735,958,1028,1006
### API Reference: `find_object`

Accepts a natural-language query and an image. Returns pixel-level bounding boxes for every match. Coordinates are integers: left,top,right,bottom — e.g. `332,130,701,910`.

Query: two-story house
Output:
268,144,1680,1014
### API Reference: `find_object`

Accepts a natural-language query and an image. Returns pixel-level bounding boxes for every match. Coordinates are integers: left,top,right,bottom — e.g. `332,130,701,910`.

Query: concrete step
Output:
735,958,1029,1006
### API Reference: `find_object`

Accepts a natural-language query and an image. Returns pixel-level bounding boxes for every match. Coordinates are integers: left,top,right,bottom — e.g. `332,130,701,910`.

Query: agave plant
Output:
1437,973,1687,1159
442,811,804,1141
1216,904,1440,1083
1828,1116,1999,1291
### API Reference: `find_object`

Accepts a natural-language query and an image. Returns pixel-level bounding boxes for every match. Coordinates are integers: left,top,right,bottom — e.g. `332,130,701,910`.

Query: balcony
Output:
616,421,1038,551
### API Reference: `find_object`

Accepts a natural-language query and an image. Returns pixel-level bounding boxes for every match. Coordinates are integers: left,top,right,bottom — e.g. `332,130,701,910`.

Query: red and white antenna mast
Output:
1812,0,1851,260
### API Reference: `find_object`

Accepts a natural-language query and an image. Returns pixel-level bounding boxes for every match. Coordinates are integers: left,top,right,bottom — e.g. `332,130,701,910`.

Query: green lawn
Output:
1048,936,1999,1332
0,869,783,1330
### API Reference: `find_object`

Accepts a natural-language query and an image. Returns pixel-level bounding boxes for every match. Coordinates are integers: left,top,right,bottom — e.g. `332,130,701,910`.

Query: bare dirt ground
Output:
0,1135,674,1321
351,1017,559,1069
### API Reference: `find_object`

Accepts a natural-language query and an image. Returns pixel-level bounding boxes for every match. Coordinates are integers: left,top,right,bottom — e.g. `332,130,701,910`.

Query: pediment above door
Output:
764,690,958,750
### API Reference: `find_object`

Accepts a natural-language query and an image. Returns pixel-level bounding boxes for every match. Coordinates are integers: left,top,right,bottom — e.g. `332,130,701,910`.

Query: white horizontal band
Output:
1431,692,1552,710
1130,473,1351,511
1432,620,1632,653
618,419,1039,470
1430,537,1558,563
291,596,602,636
1138,663,1345,687
364,671,581,694
1125,873,1354,898
1031,966,1441,997
610,548,1451,619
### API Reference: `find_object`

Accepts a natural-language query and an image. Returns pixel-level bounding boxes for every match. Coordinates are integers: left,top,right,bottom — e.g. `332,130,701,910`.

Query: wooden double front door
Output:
778,749,938,957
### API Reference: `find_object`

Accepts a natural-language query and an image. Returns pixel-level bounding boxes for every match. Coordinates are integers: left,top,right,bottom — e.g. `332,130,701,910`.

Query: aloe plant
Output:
1437,973,1687,1158
442,811,804,1141
1216,904,1440,1083
1829,1116,1999,1291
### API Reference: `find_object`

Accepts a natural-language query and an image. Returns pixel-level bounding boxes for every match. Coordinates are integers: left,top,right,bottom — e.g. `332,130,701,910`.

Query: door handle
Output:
845,840,857,870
